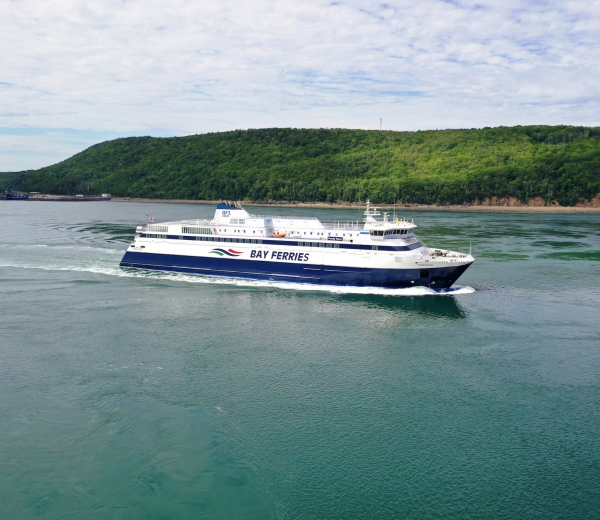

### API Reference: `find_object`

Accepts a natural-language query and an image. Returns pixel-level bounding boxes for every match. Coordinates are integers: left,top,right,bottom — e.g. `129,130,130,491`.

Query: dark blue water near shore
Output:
1,201,599,519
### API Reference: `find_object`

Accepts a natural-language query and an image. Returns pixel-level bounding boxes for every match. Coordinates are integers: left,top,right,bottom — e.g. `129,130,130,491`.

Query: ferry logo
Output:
209,248,243,257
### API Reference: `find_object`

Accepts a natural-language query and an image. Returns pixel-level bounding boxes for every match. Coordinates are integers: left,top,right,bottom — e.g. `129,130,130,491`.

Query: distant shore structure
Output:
0,190,112,201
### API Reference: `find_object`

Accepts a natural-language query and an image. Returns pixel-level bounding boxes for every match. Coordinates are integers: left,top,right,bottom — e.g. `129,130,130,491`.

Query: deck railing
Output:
322,221,362,230
181,219,212,225
247,214,319,221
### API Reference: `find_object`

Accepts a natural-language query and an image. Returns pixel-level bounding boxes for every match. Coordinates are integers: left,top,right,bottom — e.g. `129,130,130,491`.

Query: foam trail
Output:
0,262,475,296
2,244,123,254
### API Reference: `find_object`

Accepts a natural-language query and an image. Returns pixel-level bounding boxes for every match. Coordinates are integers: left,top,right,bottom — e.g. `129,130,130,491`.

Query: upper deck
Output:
136,200,421,247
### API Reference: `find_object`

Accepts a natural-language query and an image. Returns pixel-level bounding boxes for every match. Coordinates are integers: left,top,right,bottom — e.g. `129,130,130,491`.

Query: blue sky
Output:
2,0,599,171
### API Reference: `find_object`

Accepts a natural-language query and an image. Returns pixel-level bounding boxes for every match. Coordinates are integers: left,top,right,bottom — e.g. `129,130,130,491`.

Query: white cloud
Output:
1,0,600,170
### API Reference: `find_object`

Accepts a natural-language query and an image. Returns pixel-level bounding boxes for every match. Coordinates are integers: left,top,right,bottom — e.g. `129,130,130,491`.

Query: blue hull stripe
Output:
120,251,471,289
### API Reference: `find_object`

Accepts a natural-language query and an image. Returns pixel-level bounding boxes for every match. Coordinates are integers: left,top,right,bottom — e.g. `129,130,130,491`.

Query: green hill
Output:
5,126,600,206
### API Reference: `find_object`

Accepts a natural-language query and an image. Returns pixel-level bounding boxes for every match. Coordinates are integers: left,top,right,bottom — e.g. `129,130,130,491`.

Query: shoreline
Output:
111,197,600,215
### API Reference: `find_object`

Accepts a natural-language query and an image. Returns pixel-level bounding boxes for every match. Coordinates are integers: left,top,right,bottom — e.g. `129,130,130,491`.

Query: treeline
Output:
5,126,600,206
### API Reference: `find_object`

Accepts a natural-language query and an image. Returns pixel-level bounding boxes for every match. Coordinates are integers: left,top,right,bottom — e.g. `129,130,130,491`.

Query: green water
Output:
1,202,599,519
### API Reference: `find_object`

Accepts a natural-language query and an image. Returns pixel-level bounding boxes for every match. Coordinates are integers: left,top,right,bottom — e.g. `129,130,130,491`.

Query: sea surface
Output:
1,201,599,519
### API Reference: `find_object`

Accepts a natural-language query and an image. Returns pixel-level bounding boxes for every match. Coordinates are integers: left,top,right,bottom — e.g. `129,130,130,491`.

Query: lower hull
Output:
120,251,472,289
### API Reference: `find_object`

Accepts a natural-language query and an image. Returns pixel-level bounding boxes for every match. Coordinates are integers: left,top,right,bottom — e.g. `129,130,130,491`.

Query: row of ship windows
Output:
297,242,339,248
370,229,411,237
181,226,213,235
144,235,341,246
140,234,421,251
145,234,262,243
169,227,372,239
224,229,356,237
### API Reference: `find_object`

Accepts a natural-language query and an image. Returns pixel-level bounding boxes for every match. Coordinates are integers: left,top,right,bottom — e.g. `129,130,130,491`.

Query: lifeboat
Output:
273,232,287,238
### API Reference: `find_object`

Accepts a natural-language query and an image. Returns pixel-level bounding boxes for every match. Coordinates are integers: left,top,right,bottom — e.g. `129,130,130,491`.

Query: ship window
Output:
182,226,213,235
420,269,430,278
148,225,168,233
372,245,378,250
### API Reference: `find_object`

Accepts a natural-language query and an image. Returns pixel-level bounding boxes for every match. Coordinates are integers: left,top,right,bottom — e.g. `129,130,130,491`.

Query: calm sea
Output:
1,201,599,519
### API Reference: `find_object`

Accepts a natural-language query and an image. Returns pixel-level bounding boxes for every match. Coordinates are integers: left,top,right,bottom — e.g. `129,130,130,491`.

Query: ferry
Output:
120,201,474,289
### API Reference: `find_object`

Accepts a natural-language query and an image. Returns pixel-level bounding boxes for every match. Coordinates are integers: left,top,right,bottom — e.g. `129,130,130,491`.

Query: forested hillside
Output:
6,126,600,206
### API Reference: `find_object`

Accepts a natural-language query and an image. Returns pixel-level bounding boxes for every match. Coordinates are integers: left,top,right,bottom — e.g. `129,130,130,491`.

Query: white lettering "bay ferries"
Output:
250,250,310,261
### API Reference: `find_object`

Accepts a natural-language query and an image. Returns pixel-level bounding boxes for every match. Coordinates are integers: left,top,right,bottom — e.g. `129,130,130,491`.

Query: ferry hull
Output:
120,251,471,289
